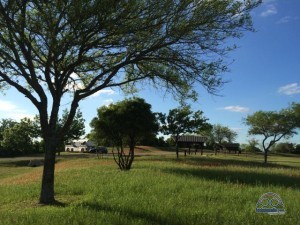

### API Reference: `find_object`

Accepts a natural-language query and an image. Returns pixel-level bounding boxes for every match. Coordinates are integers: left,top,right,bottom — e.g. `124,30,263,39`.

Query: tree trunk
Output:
176,143,179,159
39,136,57,204
126,147,135,170
264,149,268,164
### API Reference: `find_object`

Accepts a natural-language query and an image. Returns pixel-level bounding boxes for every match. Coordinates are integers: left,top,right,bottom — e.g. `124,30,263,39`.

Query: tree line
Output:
0,109,85,157
1,98,299,165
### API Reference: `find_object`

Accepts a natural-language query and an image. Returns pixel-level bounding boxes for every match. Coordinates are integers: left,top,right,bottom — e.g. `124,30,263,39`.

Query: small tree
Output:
246,108,298,163
90,98,158,170
158,105,210,158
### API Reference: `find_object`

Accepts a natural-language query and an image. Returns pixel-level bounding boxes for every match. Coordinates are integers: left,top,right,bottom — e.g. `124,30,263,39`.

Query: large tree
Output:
0,0,261,204
158,105,210,158
245,107,299,163
90,98,158,170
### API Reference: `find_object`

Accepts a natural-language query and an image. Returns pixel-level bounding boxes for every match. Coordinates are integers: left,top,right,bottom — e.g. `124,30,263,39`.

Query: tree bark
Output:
264,149,268,164
39,136,57,204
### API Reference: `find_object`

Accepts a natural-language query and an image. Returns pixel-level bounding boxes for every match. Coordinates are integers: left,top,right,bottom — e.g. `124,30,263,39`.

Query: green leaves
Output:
0,0,261,103
158,105,210,138
246,110,297,138
0,117,38,154
90,98,158,147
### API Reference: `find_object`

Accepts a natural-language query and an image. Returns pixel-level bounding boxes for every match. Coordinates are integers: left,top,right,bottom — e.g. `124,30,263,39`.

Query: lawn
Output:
0,149,299,225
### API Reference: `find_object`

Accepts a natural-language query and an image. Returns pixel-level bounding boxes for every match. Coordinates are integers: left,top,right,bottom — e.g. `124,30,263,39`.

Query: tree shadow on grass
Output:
0,160,31,167
185,156,299,169
144,155,299,170
163,166,300,189
78,201,181,225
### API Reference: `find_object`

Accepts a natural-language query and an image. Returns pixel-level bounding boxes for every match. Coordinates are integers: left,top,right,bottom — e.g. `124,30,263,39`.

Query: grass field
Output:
0,148,299,225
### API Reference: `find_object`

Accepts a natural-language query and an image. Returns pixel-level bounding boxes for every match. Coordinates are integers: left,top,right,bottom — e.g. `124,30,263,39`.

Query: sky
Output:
0,0,299,145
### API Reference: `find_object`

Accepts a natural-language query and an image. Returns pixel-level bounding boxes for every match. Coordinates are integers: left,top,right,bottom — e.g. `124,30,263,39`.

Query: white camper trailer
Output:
65,139,94,152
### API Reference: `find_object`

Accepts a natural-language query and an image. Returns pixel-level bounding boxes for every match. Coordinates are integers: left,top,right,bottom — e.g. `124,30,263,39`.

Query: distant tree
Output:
246,108,298,163
271,142,295,153
1,118,39,155
294,144,300,154
0,119,18,155
90,98,158,170
0,119,17,142
158,105,210,158
166,137,176,147
205,124,237,144
244,138,261,152
224,128,238,143
156,137,168,147
34,109,86,153
56,109,85,154
0,0,261,204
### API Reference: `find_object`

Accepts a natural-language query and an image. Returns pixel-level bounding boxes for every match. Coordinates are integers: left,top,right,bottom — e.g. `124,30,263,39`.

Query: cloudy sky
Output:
0,0,299,144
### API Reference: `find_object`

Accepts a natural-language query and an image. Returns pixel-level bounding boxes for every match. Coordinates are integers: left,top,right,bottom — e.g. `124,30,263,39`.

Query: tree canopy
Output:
0,0,261,204
90,98,158,170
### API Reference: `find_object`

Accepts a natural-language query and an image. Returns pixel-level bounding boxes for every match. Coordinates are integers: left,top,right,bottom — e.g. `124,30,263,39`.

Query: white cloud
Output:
278,83,300,95
9,113,35,121
260,4,277,17
277,16,291,24
90,89,115,98
103,99,113,106
0,100,19,112
230,127,244,132
66,72,85,91
262,0,276,3
276,16,298,24
222,106,250,113
0,100,34,121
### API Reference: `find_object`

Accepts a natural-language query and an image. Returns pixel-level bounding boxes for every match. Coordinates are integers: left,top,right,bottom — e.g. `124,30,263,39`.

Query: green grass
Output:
0,151,300,225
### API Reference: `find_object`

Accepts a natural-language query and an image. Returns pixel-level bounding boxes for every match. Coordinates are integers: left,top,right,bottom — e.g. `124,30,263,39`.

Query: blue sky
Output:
0,0,299,145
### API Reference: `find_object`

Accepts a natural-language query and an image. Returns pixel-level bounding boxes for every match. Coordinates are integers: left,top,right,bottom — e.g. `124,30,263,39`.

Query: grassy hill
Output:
0,148,299,225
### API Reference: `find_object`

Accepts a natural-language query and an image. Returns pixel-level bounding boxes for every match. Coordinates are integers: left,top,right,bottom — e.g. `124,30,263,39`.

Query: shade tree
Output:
245,106,299,163
0,0,261,204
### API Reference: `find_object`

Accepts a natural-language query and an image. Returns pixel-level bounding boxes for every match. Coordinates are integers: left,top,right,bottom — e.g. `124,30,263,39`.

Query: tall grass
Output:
0,153,299,225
